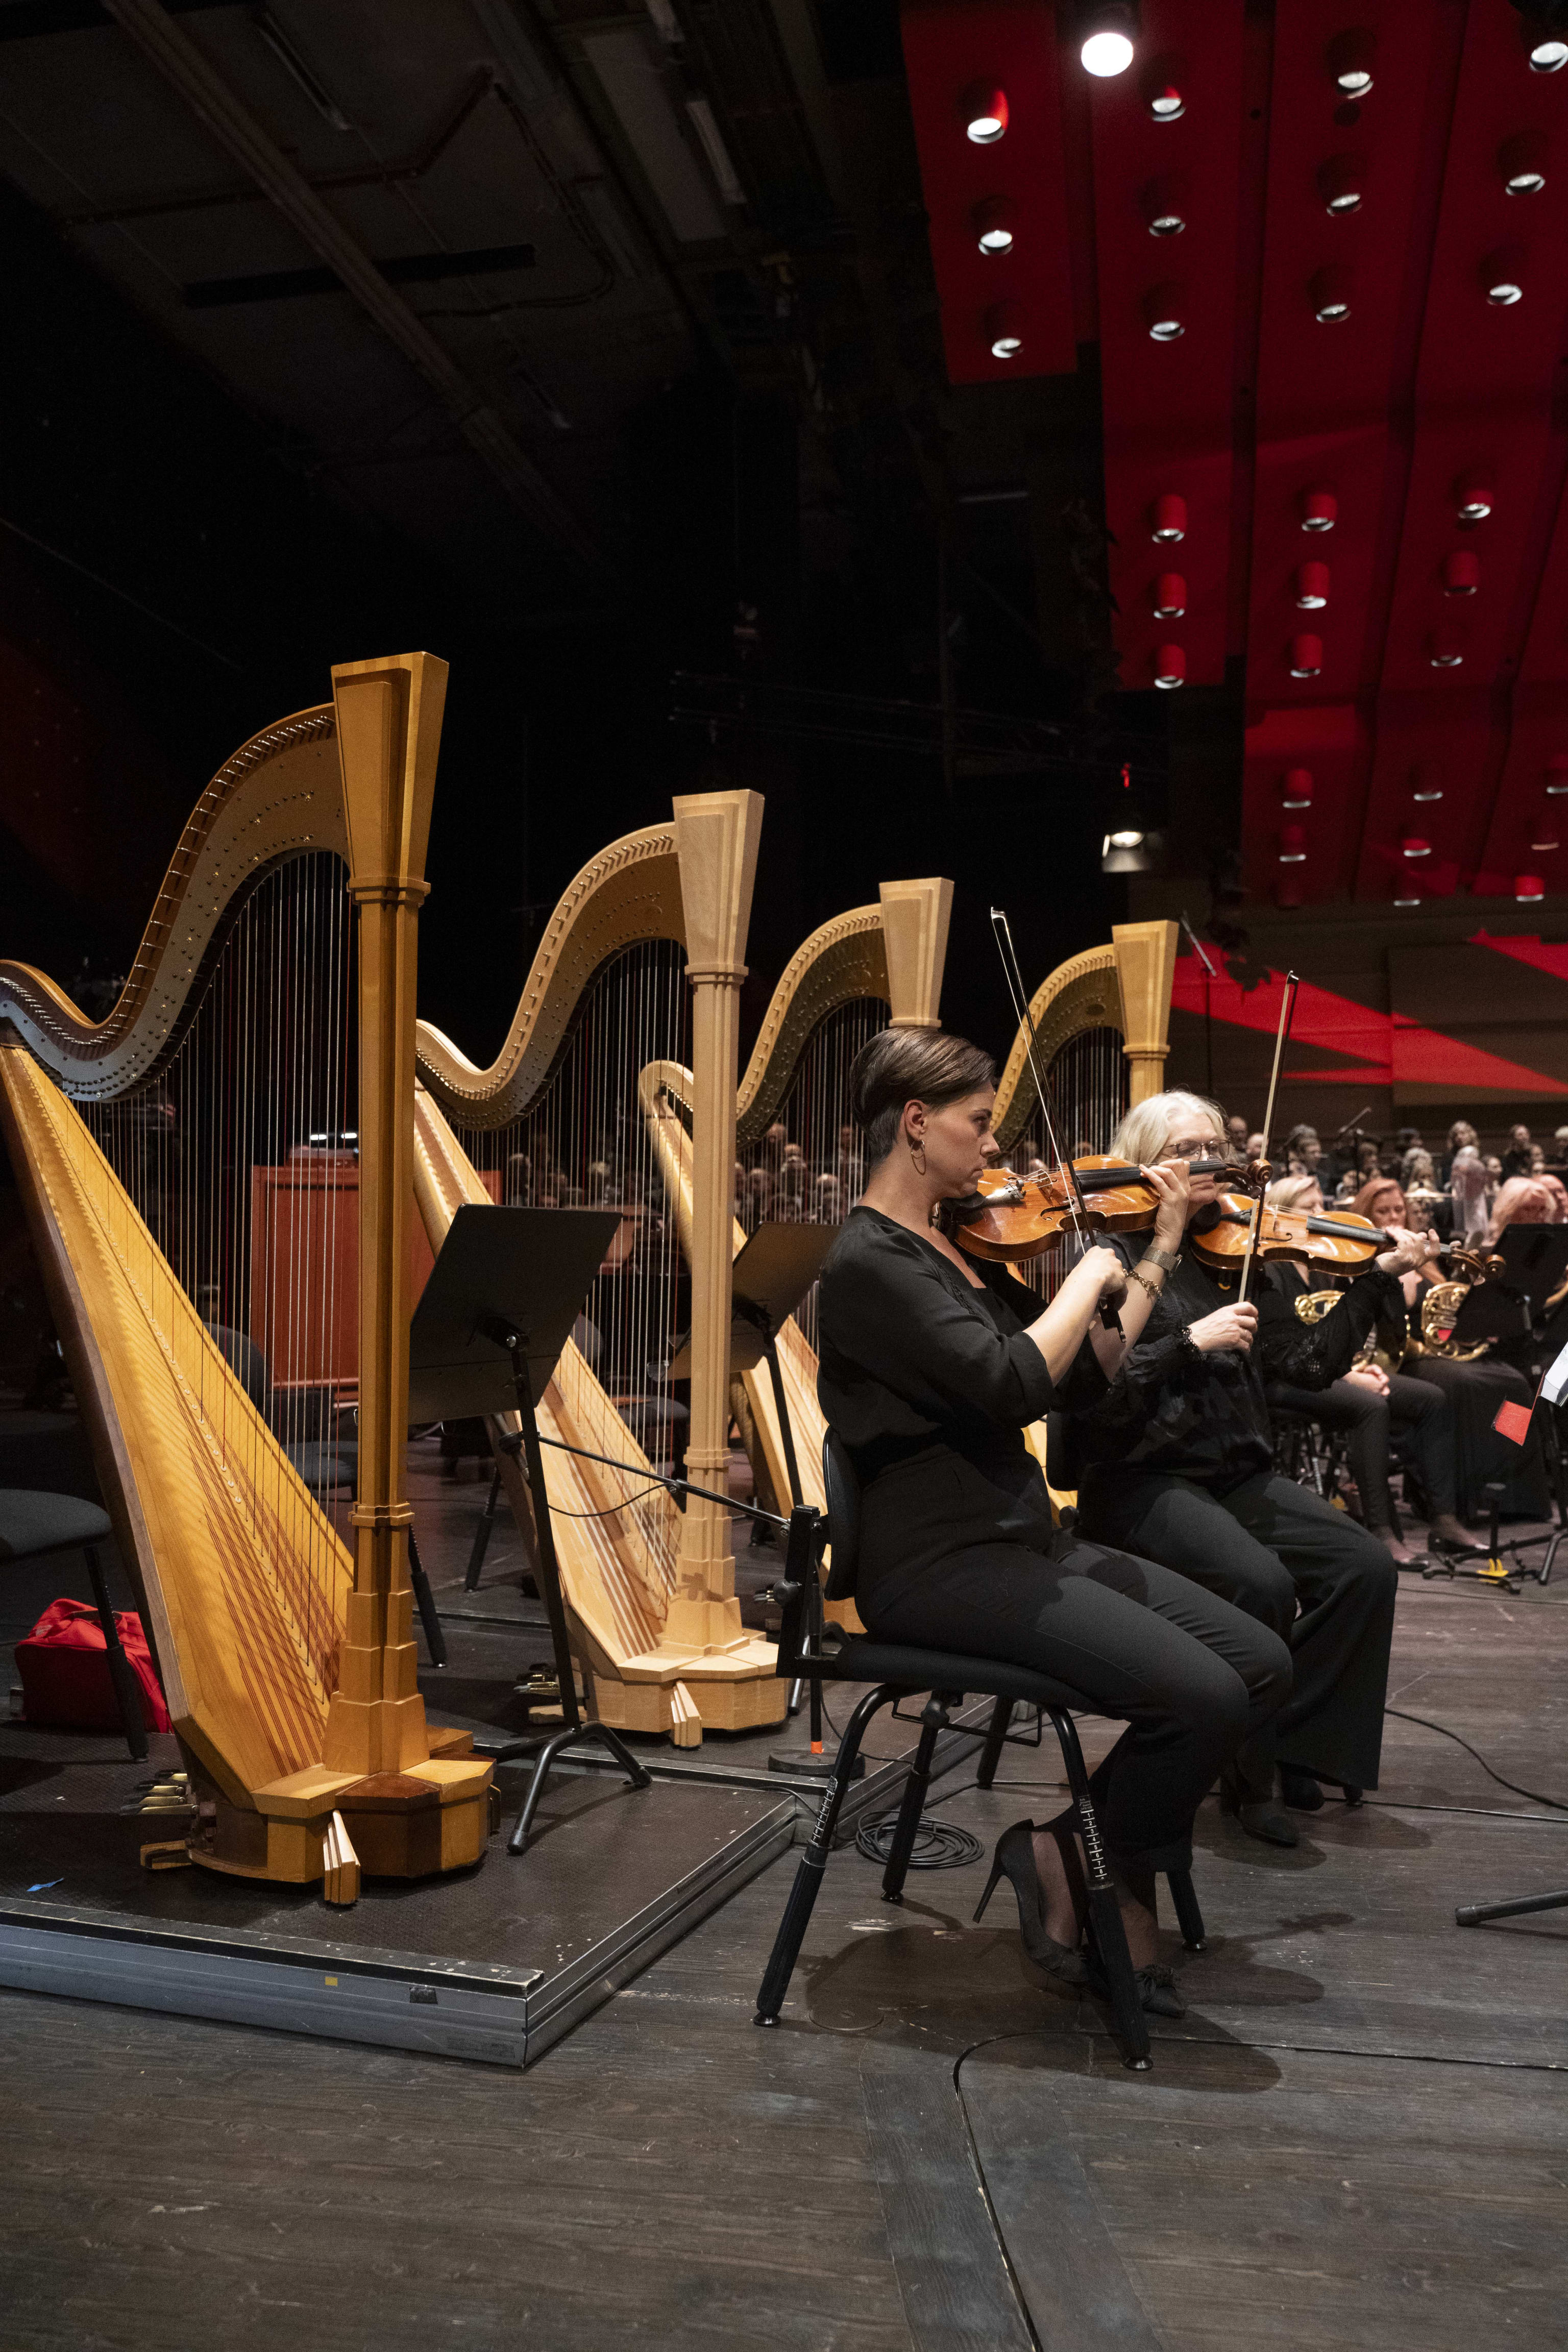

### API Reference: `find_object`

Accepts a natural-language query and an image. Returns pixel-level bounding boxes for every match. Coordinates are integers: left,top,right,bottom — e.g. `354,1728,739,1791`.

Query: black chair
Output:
0,1490,149,1760
752,1435,1209,2072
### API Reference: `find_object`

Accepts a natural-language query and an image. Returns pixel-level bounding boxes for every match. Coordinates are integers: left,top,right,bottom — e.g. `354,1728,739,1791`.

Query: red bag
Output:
15,1598,173,1735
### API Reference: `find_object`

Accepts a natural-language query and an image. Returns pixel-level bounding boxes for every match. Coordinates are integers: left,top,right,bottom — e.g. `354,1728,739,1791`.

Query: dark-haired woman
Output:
817,1028,1292,2016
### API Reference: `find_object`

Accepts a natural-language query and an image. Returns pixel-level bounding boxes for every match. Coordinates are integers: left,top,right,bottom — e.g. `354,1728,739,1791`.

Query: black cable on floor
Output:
854,1812,985,1869
1384,1706,1568,1814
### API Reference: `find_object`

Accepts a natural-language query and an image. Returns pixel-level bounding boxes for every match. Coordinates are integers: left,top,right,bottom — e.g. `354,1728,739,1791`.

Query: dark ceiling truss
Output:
183,238,538,309
89,0,613,578
56,61,499,228
671,670,1168,787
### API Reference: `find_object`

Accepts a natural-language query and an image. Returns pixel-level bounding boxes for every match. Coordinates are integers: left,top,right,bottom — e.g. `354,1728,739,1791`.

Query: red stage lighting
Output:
1288,634,1324,678
1143,53,1185,120
1317,153,1367,214
1310,265,1353,322
1443,551,1481,595
1295,561,1331,609
1281,768,1314,807
973,197,1014,255
1401,836,1432,860
1153,643,1186,689
1300,488,1337,531
985,301,1022,358
1455,470,1493,521
1150,493,1187,541
1500,132,1548,193
1326,28,1377,97
1143,282,1185,340
962,84,1009,143
1151,573,1187,616
1515,875,1547,901
1483,245,1527,304
1140,175,1187,236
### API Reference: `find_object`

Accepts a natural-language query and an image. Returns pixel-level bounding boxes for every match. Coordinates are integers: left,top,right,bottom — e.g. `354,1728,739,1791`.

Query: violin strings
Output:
989,909,1091,1257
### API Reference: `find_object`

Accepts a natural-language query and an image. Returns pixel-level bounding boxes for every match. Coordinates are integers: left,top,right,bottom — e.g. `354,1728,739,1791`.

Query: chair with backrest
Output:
0,1490,149,1759
751,1431,1210,2071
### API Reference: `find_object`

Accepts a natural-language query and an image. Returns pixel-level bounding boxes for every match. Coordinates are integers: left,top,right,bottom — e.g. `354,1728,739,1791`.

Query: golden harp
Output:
0,653,491,1900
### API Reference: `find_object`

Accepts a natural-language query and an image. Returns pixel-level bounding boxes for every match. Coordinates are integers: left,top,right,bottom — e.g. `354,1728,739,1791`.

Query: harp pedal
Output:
139,1840,195,1872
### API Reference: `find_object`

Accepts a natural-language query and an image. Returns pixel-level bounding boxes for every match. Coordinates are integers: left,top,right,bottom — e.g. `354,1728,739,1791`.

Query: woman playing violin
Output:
816,1033,1290,2015
1060,1092,1438,1847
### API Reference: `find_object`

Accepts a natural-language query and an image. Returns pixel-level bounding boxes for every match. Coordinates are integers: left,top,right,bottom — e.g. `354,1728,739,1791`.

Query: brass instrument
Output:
1292,1286,1388,1373
1408,1247,1504,1362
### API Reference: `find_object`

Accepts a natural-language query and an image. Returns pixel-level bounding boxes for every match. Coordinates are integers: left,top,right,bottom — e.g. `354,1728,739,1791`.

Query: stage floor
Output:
1,1444,1564,2347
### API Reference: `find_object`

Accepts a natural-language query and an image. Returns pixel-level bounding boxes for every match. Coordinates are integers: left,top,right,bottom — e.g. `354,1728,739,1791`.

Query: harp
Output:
0,654,491,1898
994,918,1181,1298
641,878,953,1529
412,792,783,1747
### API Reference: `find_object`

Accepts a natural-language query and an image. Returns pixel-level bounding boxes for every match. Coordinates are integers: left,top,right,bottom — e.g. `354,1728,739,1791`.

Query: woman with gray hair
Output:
1058,1090,1435,1845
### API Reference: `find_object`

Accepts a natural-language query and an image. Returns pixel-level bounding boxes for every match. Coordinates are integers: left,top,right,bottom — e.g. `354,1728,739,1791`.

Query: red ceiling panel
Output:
899,1,1077,384
1090,0,1244,693
1240,699,1366,903
1244,0,1444,720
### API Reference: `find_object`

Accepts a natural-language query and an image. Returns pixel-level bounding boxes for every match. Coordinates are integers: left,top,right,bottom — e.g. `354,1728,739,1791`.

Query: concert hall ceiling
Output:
901,0,1568,914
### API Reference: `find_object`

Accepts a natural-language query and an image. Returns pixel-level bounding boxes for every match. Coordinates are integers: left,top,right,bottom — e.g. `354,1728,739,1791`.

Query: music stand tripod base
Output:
408,1206,654,1852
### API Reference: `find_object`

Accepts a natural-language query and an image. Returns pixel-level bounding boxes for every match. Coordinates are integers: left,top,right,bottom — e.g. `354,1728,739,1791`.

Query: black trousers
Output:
864,1535,1291,1880
1076,1471,1398,1797
1267,1371,1455,1524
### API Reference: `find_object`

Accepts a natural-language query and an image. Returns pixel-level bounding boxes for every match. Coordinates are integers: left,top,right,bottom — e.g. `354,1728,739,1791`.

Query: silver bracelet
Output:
1142,1244,1181,1273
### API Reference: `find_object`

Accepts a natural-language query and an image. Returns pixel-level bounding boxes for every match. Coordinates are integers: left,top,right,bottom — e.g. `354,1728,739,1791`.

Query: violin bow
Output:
1237,968,1301,1307
990,908,1121,1332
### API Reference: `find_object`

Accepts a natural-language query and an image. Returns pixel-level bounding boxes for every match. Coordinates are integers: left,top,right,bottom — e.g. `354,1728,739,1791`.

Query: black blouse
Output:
815,1206,1107,1611
1065,1229,1404,1494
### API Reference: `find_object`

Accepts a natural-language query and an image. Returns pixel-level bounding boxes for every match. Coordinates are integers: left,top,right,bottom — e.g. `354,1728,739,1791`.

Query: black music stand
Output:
408,1205,652,1852
673,1220,842,1772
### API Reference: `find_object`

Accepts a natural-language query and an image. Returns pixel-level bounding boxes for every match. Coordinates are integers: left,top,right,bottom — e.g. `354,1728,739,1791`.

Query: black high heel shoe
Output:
1220,1767,1298,1847
973,1818,1088,1987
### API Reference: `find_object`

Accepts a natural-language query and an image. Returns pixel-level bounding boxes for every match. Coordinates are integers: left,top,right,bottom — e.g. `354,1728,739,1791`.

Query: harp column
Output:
667,789,764,1651
879,877,953,1029
1113,920,1180,1108
326,652,448,1779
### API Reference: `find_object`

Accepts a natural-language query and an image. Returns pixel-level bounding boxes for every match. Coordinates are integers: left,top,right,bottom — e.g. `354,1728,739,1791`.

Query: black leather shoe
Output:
1280,1768,1325,1812
1220,1770,1298,1847
1087,1955,1187,2018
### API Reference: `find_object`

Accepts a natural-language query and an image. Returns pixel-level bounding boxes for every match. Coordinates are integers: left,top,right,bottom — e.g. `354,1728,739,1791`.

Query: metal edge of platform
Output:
0,1788,801,2071
0,1700,998,2070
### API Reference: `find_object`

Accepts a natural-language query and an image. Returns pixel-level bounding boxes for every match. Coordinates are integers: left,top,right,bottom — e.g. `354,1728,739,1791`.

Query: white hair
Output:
1111,1089,1229,1168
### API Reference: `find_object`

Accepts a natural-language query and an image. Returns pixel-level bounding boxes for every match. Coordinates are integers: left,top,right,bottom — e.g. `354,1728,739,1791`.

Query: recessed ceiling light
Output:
1301,488,1337,531
1289,633,1324,678
1080,6,1138,78
1318,153,1367,213
987,300,1022,358
1455,470,1493,521
1516,874,1547,901
1295,561,1331,609
1310,264,1353,322
1152,572,1187,617
1500,132,1548,192
1154,643,1186,688
963,83,1008,143
1150,493,1187,541
1327,28,1377,96
1443,551,1481,595
973,197,1013,255
1281,768,1314,807
1484,246,1527,304
1144,282,1185,340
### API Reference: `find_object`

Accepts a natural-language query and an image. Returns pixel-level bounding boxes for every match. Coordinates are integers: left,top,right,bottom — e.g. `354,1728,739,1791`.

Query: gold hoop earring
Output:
910,1139,927,1175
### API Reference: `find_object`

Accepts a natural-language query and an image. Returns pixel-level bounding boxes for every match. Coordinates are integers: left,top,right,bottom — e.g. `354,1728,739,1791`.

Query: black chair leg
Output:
755,1684,895,2027
464,1469,504,1590
83,1544,148,1762
1167,1866,1206,1952
407,1531,448,1668
1047,1707,1151,2071
880,1692,959,1903
975,1695,1012,1791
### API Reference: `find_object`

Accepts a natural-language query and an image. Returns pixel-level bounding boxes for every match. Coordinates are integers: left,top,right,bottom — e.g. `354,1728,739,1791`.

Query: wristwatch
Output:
1142,1244,1182,1273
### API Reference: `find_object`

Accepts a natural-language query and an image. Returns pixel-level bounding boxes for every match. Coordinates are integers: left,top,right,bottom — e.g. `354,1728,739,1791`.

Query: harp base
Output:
181,1751,494,1890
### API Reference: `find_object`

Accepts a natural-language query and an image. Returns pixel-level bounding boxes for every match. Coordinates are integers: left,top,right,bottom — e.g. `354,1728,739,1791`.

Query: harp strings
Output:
454,940,689,1567
81,852,354,1667
736,998,883,1355
1000,1022,1127,1302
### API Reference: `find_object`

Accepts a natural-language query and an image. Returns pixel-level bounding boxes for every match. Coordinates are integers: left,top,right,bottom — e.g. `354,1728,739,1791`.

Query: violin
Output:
1189,1194,1382,1275
955,1156,1250,1264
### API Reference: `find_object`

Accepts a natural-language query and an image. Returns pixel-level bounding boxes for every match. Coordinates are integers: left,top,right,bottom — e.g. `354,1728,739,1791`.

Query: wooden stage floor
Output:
0,1442,1564,2348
